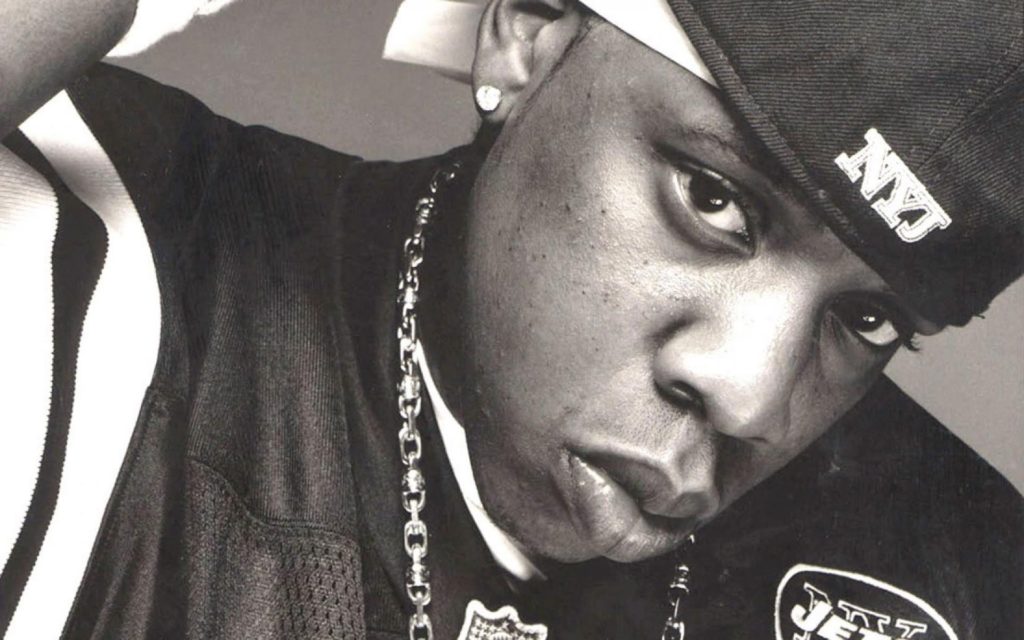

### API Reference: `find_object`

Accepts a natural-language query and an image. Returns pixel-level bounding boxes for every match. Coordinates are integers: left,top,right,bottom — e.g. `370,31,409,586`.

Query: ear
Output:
472,0,587,123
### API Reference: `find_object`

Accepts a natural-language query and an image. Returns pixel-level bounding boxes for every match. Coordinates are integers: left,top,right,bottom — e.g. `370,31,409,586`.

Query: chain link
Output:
661,534,696,640
396,162,459,640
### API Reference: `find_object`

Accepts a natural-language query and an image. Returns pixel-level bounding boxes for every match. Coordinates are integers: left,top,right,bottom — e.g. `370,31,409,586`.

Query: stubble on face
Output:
436,19,902,564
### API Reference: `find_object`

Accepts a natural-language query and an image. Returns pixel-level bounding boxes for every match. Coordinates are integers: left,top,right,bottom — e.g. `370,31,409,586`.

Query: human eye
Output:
672,161,755,250
830,297,919,351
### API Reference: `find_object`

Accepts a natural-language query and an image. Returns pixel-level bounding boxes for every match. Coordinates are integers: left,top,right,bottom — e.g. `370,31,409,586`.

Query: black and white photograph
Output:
0,1,1021,638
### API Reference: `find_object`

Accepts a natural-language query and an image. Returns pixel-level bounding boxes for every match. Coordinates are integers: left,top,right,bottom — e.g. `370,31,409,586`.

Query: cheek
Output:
460,32,681,416
462,123,671,444
463,199,629,441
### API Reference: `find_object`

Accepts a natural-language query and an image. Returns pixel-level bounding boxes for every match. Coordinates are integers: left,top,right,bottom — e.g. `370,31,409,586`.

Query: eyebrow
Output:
677,126,798,193
675,126,762,169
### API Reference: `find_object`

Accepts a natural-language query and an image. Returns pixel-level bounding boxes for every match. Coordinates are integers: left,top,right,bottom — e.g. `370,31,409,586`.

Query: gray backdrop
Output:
117,0,1024,491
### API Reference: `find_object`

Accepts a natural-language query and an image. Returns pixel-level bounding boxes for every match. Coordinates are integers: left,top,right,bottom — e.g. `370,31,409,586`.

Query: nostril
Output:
659,379,705,415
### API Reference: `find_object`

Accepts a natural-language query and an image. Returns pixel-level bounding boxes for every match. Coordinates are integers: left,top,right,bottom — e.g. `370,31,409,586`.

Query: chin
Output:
521,535,598,565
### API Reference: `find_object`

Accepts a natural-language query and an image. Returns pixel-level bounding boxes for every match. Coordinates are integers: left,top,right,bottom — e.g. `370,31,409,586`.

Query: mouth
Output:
564,452,696,562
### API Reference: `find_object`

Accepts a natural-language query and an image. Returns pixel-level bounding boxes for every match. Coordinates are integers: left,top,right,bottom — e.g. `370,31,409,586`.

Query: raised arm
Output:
0,0,136,137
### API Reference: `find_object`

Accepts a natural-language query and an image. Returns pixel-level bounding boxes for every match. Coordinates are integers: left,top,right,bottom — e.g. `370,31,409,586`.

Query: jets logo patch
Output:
775,564,957,640
834,128,951,243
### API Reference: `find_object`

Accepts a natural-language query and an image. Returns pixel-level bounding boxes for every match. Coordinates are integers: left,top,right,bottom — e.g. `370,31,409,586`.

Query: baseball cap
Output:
385,0,1023,325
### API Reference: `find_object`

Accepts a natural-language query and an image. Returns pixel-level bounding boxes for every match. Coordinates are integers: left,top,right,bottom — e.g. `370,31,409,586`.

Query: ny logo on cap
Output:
834,128,951,243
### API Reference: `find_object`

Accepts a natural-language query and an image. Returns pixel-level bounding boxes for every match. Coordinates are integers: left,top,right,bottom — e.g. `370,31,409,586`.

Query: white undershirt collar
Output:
415,343,545,583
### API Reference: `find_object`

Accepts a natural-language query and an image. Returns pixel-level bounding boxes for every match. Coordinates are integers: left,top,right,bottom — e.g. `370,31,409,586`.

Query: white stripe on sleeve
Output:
5,91,161,640
0,148,59,573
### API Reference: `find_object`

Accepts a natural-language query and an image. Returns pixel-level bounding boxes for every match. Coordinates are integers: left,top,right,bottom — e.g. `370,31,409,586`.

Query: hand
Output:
0,0,136,138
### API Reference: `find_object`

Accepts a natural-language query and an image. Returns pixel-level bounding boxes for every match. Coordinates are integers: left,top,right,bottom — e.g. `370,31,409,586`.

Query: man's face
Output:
454,20,930,564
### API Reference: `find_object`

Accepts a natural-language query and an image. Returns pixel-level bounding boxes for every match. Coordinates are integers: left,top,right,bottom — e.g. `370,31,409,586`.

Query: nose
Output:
653,284,818,443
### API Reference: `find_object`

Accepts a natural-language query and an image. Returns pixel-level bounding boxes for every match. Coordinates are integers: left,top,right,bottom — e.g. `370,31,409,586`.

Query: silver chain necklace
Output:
395,163,459,640
395,163,694,640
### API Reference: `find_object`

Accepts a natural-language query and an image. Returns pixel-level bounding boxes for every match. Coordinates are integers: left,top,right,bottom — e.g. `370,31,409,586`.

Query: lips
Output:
565,453,696,561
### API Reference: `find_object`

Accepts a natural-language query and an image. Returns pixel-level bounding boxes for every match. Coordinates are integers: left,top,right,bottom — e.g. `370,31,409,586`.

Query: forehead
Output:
540,21,784,185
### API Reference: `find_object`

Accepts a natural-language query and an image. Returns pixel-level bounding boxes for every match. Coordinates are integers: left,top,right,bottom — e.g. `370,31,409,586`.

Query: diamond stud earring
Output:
475,85,503,113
